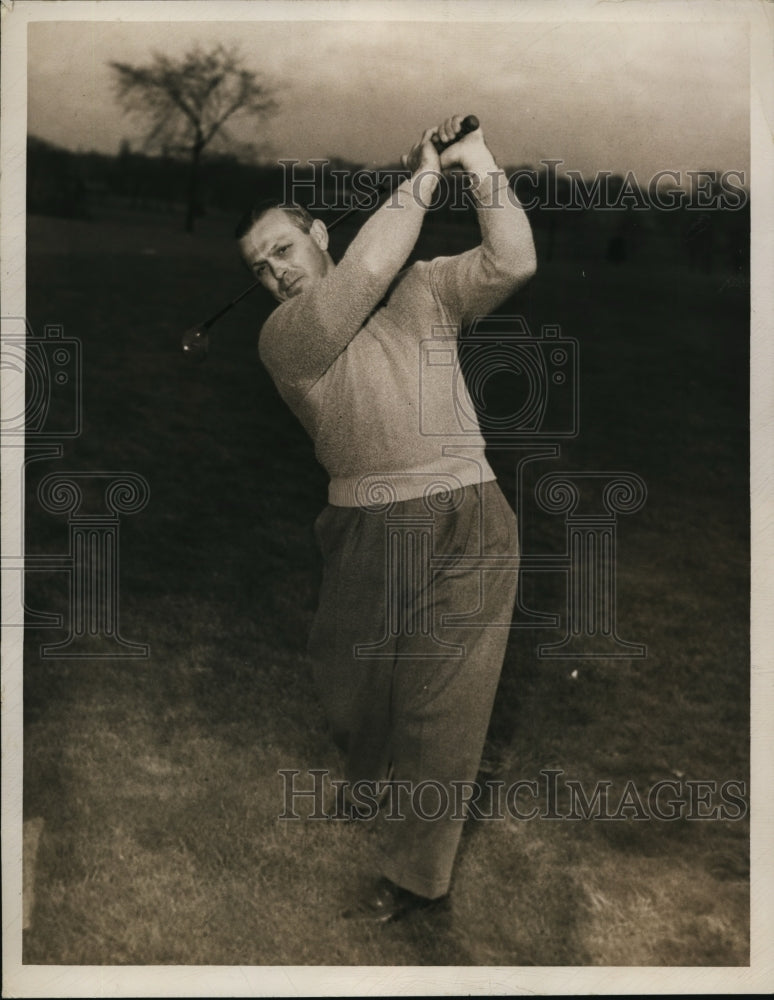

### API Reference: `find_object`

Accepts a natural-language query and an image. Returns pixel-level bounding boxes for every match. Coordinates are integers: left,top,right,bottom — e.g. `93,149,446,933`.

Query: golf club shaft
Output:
201,279,261,331
189,115,480,338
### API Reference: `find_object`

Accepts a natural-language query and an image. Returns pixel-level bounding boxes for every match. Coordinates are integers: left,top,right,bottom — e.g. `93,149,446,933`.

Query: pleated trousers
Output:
308,479,519,899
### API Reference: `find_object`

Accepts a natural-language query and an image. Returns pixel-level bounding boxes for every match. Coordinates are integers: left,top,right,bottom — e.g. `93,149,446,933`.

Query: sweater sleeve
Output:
429,169,537,326
258,256,386,391
259,176,438,390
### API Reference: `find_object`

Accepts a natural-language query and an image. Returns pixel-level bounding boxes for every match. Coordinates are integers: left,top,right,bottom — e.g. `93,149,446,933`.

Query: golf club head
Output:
181,326,209,362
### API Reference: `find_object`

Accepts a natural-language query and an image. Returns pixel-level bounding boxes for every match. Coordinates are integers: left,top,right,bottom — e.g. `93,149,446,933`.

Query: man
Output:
237,116,537,922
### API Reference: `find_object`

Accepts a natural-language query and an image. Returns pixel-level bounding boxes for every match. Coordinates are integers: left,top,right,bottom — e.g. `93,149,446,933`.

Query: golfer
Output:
236,116,537,922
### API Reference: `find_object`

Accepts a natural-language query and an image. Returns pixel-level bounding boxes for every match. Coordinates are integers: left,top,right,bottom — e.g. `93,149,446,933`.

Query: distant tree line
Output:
27,135,287,220
27,135,748,275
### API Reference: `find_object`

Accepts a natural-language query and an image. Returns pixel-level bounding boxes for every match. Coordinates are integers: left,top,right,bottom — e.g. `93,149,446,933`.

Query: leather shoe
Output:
341,877,446,924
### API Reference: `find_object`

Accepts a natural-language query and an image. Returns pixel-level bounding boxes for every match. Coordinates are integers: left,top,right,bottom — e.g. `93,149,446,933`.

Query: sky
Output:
27,13,750,180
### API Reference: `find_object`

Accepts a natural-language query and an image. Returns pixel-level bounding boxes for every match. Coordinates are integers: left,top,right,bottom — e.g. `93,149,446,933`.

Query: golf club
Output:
181,115,479,361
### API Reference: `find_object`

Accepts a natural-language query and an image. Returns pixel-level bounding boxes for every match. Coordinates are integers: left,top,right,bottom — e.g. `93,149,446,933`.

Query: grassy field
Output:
21,200,749,966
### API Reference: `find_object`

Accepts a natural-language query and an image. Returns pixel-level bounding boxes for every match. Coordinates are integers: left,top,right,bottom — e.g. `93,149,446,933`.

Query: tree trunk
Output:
185,142,202,233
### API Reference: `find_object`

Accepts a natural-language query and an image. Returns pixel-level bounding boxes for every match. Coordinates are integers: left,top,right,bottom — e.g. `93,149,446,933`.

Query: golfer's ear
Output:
310,218,329,251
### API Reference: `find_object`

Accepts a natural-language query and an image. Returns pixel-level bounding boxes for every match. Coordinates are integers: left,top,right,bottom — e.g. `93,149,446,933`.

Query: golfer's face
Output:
239,210,330,303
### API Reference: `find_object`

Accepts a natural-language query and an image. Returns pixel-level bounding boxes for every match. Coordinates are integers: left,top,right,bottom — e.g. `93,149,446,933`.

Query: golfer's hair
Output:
234,200,315,240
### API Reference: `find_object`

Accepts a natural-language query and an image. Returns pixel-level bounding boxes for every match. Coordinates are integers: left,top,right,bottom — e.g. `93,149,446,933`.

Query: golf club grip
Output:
432,115,479,152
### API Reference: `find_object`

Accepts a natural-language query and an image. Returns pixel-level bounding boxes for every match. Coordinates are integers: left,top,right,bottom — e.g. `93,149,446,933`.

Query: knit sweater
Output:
258,171,536,506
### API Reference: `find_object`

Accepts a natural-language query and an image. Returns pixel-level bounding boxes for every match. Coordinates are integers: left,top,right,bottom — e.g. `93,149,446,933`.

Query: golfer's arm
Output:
472,168,537,280
431,167,537,324
335,170,439,280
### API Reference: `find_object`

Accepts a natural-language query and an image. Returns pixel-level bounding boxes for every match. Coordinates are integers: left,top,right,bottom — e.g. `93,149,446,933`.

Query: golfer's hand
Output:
401,127,442,176
437,115,496,176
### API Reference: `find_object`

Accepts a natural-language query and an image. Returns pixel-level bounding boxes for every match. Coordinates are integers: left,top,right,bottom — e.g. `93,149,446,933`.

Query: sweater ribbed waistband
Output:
327,455,497,507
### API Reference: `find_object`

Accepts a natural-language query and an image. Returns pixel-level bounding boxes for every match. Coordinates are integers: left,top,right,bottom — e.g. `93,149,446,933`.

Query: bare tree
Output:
110,45,277,231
